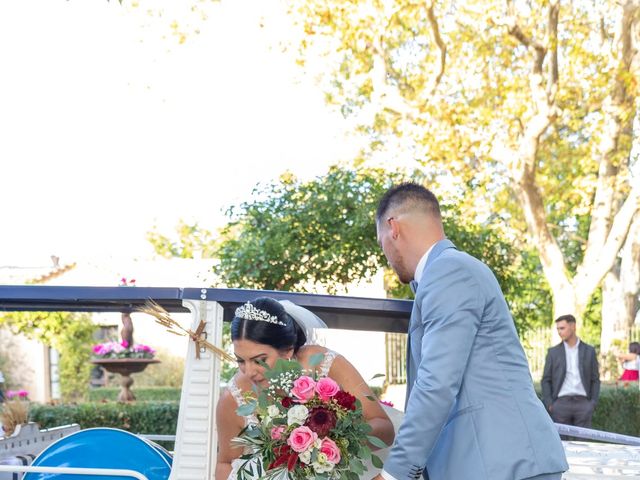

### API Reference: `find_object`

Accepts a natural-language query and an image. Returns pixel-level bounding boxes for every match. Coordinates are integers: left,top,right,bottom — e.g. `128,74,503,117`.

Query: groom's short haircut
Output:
555,314,576,324
376,182,441,222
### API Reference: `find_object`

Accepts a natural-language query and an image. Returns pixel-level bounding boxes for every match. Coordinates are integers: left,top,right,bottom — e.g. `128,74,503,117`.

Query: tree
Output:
213,167,402,292
286,0,640,342
601,216,640,350
0,312,96,401
212,165,552,331
147,220,216,259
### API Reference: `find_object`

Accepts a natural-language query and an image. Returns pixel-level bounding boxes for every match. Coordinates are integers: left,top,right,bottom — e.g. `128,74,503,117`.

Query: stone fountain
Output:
91,312,159,402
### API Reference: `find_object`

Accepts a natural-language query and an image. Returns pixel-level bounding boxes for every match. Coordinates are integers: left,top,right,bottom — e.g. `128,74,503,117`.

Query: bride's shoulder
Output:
223,373,252,397
296,345,346,375
296,344,331,361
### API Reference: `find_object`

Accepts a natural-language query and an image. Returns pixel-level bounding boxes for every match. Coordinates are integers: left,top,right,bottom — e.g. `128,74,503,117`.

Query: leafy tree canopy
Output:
147,220,216,259
209,165,551,331
286,0,640,326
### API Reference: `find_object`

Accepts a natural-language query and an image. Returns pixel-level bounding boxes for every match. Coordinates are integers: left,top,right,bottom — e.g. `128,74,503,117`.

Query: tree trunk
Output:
601,269,629,353
507,0,639,335
601,214,640,353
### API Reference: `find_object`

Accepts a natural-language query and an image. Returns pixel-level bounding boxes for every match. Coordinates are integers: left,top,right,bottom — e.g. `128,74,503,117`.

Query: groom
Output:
373,183,567,480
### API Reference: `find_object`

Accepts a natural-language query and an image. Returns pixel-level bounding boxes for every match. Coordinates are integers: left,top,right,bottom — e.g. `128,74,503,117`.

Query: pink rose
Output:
287,426,317,453
315,377,339,402
320,438,341,464
270,425,286,440
291,376,316,403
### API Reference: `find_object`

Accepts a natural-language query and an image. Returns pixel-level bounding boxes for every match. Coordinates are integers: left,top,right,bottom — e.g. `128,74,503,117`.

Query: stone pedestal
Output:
91,358,159,402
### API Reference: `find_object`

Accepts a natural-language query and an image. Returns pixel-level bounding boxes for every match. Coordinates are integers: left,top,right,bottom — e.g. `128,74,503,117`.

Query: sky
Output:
0,0,364,266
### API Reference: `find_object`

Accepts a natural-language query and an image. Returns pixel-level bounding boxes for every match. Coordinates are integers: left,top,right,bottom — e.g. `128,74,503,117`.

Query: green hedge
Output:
29,401,179,435
533,382,640,436
87,387,181,403
591,387,640,436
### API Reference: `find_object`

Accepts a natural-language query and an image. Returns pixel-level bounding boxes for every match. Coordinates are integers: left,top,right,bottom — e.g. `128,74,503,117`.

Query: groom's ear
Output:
388,217,401,240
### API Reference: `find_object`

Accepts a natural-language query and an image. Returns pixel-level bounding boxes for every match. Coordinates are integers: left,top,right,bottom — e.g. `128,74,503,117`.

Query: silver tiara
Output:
235,302,286,326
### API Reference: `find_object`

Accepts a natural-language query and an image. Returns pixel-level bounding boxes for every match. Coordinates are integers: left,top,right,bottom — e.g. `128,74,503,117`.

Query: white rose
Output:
312,452,334,473
267,405,280,418
299,449,312,464
287,405,309,426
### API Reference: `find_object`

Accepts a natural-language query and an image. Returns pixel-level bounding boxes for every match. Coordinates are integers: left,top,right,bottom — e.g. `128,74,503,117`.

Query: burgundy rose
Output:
305,407,337,437
281,396,294,408
334,390,357,411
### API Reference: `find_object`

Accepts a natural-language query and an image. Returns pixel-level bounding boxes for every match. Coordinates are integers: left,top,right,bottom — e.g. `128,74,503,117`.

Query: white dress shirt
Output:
558,339,587,398
414,245,434,284
381,244,436,480
380,468,399,480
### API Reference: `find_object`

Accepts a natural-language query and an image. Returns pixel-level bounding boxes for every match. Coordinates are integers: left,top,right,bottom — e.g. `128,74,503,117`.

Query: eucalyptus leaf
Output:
358,445,372,460
308,352,325,367
349,457,365,475
236,402,257,417
367,435,388,449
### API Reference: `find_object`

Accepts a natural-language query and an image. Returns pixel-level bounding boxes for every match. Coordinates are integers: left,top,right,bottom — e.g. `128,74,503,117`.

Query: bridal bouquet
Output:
232,355,385,480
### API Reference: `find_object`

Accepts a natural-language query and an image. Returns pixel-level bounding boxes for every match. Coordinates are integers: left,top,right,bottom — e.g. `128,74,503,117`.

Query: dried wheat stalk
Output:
138,299,234,362
1,399,29,437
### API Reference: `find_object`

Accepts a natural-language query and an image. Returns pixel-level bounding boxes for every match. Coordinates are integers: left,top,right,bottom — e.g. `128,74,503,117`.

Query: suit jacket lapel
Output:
578,342,588,391
557,343,566,383
405,326,413,409
405,239,456,406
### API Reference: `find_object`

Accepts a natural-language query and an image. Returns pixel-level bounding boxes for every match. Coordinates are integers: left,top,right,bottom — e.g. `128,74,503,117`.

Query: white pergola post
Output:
169,293,224,480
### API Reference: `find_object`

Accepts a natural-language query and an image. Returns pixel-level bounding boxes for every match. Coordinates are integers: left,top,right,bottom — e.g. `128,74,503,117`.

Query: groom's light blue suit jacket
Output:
384,240,568,480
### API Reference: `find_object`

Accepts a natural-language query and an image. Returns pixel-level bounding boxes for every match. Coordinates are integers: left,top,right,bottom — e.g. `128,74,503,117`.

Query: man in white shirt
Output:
541,314,601,428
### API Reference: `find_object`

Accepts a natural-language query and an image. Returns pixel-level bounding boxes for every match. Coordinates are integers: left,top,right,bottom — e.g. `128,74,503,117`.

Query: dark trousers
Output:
551,395,594,441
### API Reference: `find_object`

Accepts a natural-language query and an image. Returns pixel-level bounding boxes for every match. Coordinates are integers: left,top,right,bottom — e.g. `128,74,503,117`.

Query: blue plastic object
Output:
147,441,173,467
24,428,172,480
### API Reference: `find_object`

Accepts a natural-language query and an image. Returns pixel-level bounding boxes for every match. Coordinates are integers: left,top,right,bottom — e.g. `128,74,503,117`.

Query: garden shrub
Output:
87,387,181,402
30,401,179,436
534,382,640,437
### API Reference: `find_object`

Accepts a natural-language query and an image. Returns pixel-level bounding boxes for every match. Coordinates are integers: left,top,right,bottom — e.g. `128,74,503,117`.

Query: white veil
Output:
279,300,328,345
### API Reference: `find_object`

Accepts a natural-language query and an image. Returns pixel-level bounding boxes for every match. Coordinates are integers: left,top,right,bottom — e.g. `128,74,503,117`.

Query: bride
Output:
215,297,397,480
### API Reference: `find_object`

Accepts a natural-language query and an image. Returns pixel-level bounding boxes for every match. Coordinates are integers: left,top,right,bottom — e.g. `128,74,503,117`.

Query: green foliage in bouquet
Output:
231,354,386,480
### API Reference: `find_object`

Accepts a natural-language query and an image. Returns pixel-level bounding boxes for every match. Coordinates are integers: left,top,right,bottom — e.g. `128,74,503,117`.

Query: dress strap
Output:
228,377,258,426
318,350,338,378
228,377,244,405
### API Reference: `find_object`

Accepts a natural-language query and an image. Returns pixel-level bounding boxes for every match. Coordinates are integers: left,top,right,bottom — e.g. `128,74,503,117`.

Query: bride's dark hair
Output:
231,297,307,353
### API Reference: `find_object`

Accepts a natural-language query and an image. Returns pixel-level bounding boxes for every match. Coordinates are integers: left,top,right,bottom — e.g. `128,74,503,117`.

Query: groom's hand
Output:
371,476,384,480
